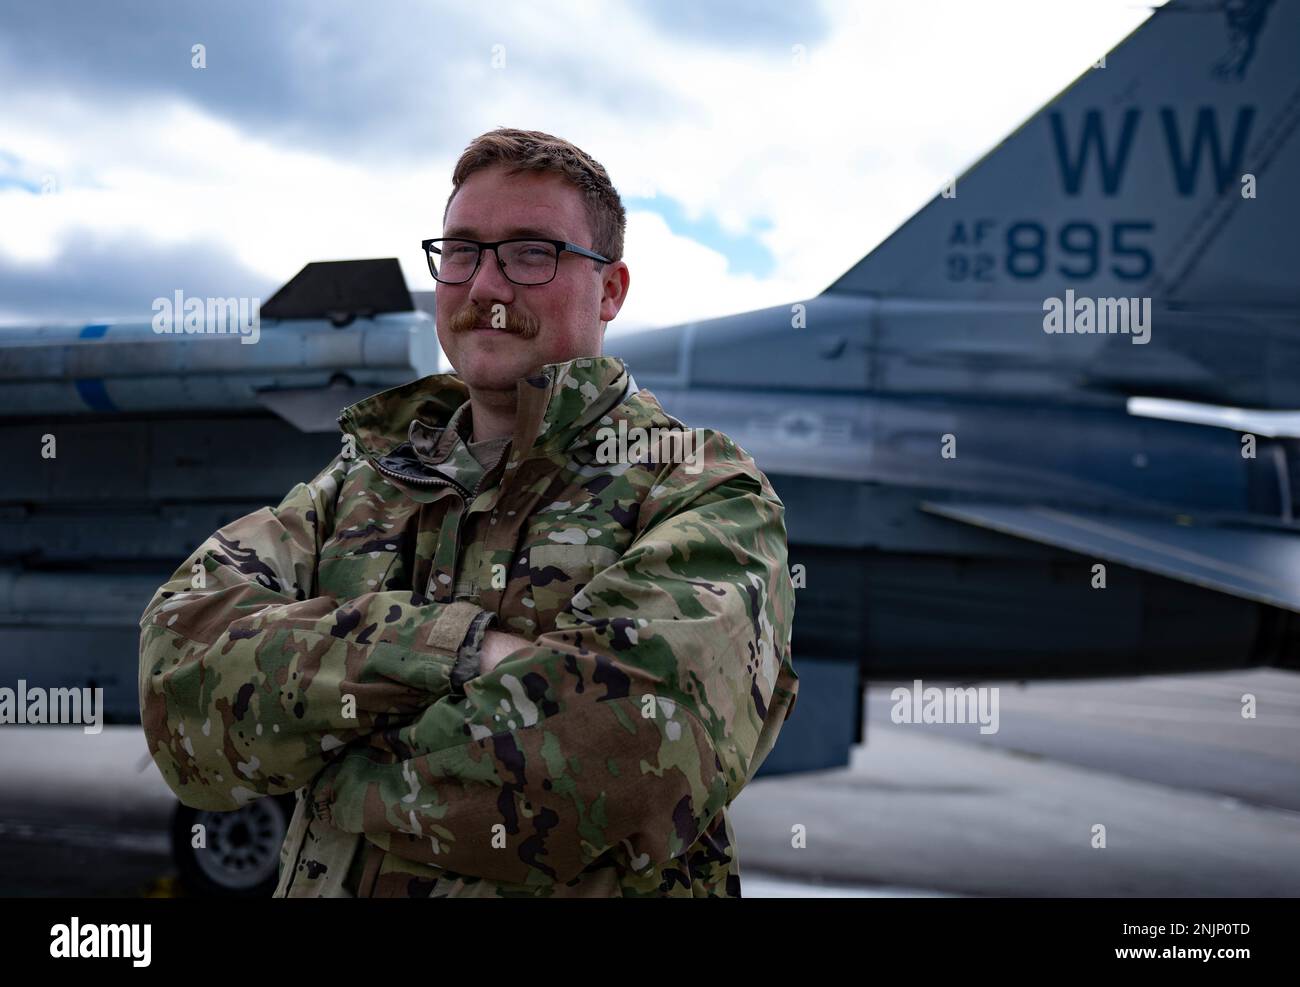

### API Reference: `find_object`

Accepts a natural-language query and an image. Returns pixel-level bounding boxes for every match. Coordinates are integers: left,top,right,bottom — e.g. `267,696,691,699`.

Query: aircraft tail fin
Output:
260,258,414,325
826,0,1300,309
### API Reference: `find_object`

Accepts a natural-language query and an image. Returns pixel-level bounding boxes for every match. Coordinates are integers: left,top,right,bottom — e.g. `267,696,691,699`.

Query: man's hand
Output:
479,629,533,675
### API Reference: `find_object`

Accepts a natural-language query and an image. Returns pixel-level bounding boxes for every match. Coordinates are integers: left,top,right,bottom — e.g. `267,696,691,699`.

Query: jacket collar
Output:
337,355,637,469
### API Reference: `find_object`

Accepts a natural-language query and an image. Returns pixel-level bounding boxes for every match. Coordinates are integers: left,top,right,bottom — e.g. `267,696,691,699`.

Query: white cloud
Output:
0,0,1155,326
613,209,804,334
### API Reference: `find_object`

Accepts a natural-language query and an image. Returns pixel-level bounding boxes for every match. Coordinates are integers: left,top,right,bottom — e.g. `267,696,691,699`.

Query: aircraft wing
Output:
921,500,1300,614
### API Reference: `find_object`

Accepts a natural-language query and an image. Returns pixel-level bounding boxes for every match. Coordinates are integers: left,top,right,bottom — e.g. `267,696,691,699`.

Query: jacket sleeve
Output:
138,453,491,812
310,433,799,885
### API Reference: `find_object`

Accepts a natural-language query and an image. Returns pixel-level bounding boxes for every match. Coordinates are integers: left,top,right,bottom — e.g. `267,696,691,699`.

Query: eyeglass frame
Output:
421,237,612,286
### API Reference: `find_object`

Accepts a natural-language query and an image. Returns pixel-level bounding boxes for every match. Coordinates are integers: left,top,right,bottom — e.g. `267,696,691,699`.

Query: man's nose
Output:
467,246,516,308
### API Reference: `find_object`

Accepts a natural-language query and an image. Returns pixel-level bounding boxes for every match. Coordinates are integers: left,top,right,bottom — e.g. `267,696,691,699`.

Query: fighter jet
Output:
0,0,1296,892
616,0,1300,766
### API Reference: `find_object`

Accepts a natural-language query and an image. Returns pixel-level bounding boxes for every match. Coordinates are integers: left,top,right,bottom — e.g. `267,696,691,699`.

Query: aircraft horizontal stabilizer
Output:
922,500,1300,614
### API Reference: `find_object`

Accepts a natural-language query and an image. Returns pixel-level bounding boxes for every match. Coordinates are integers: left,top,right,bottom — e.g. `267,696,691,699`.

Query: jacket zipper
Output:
369,454,471,497
364,452,474,601
338,411,472,497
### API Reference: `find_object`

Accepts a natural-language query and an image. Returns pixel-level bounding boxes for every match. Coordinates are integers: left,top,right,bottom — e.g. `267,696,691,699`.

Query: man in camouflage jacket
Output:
138,128,798,897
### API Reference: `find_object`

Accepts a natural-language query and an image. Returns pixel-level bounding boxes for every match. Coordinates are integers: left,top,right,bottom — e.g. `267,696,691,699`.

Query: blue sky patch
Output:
626,195,774,278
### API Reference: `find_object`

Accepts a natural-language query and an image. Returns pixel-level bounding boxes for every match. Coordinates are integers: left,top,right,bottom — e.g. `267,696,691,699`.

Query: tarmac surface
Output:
1,668,1296,897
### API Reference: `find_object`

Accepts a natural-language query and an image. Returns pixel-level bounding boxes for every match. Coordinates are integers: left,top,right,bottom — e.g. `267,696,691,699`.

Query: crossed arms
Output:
140,439,793,884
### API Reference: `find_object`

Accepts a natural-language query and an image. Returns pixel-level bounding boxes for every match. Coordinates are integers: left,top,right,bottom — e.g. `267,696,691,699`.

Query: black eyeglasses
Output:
421,237,611,286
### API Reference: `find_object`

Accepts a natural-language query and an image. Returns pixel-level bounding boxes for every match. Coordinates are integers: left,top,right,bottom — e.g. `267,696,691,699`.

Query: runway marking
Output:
963,699,1298,725
871,693,1299,725
742,870,957,898
141,876,180,898
0,817,168,855
1143,681,1300,707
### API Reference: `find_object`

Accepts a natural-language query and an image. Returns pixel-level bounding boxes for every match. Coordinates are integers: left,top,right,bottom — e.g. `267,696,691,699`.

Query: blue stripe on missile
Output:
75,379,116,411
75,323,117,410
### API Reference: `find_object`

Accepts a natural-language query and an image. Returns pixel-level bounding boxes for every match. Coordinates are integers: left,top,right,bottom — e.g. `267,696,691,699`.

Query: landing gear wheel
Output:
171,794,295,897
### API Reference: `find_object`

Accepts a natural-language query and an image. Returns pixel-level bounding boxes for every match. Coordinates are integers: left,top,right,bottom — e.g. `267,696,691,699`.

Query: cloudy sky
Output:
0,0,1155,333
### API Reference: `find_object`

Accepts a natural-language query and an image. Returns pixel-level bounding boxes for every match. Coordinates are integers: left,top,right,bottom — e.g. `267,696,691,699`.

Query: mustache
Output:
447,303,540,339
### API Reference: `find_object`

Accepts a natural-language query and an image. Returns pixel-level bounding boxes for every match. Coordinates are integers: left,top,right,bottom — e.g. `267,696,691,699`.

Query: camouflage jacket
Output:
138,355,798,897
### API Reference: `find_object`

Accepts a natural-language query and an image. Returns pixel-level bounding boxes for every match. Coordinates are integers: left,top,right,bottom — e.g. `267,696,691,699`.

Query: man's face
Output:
435,164,629,393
